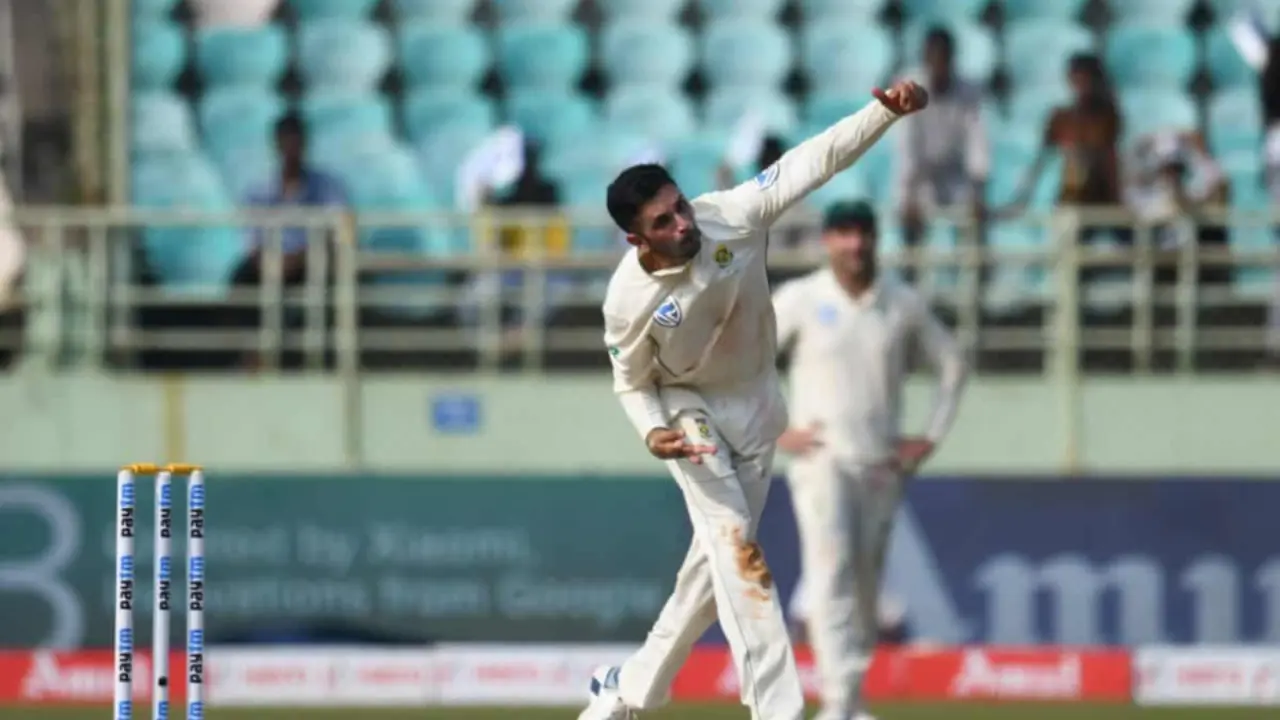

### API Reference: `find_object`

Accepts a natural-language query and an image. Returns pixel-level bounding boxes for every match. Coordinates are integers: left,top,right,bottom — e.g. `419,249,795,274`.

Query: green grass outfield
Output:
0,705,1275,719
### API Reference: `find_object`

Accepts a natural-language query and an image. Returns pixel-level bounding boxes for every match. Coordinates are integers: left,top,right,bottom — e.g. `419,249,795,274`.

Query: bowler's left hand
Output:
874,80,929,116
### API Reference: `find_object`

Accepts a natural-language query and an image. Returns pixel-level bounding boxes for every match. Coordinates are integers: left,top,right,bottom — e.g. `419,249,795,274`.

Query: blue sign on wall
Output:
728,477,1280,647
430,393,482,434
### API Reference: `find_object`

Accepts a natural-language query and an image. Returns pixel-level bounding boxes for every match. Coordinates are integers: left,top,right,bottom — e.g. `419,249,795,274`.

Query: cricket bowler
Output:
774,201,968,720
578,81,929,720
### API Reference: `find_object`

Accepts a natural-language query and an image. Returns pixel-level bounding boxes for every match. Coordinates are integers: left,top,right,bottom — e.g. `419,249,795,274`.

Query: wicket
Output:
114,463,205,720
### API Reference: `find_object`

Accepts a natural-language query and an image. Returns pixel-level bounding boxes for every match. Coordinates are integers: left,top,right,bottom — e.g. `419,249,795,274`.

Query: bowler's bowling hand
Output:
646,427,715,464
873,80,929,116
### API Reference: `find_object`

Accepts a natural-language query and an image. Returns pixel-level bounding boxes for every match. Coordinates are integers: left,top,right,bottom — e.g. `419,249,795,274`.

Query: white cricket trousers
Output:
617,410,806,720
787,456,903,717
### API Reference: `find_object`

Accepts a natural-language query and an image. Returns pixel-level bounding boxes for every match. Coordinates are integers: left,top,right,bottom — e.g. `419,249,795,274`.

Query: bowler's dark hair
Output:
607,163,676,232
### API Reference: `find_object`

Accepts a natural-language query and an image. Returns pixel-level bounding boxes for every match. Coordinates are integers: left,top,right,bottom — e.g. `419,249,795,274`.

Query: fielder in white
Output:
773,201,968,720
577,82,930,720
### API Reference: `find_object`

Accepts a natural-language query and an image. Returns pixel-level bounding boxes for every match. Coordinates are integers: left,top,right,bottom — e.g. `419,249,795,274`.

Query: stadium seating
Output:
131,152,247,293
1107,0,1198,23
805,169,872,211
700,19,793,89
132,20,186,91
391,0,476,23
984,221,1052,312
703,86,798,134
195,25,288,89
665,133,729,199
125,0,1276,317
133,0,181,18
899,0,988,23
1104,23,1198,90
491,0,579,23
804,92,873,128
504,89,598,149
1003,20,1094,89
397,23,490,91
597,0,686,22
133,92,199,154
496,23,591,92
1207,0,1280,24
1001,0,1088,21
199,87,283,151
287,0,379,20
1226,170,1273,298
402,89,495,143
300,91,396,143
296,20,392,91
699,0,786,20
1204,25,1255,89
413,123,494,204
1007,85,1072,129
604,86,698,142
1119,89,1199,139
600,22,695,89
800,22,893,94
798,0,887,21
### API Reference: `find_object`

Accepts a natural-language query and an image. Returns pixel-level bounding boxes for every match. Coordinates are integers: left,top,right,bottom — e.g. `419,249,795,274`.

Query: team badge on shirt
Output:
754,163,779,189
714,244,733,267
653,297,683,328
694,417,713,440
608,345,620,357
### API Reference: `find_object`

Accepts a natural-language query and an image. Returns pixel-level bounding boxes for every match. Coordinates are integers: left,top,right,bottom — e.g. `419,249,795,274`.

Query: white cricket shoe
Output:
576,665,637,720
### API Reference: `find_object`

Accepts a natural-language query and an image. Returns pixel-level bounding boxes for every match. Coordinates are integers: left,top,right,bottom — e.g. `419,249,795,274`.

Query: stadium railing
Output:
1,204,1276,375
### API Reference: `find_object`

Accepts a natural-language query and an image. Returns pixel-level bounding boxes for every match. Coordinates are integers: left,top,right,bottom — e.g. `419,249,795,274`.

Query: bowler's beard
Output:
638,230,702,272
659,229,703,261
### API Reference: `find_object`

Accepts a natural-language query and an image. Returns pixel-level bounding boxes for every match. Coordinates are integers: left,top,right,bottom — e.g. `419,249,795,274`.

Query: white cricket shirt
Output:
603,100,902,452
773,268,967,465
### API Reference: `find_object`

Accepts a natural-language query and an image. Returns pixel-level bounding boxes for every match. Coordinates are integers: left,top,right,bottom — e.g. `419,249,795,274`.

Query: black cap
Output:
822,200,877,233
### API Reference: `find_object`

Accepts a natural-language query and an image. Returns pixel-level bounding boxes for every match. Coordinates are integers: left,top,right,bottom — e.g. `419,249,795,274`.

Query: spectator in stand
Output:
1124,130,1230,291
461,140,571,349
897,27,989,284
1267,132,1280,369
1004,53,1124,283
228,112,347,369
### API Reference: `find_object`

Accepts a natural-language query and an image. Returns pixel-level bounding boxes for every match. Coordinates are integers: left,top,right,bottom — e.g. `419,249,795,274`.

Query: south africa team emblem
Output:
714,244,733,268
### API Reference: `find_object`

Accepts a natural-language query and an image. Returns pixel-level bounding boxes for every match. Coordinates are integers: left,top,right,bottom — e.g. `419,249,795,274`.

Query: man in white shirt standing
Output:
773,200,968,720
897,27,989,282
578,82,929,720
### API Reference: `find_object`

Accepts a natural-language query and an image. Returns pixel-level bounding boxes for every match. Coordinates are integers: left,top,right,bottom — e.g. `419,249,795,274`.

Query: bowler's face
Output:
629,184,702,262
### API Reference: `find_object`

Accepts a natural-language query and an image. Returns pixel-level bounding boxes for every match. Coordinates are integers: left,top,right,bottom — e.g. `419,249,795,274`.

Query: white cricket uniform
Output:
602,100,902,720
773,269,967,717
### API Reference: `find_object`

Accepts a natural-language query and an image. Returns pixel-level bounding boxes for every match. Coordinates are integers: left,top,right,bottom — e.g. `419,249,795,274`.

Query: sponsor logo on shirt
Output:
714,244,733,268
653,298,683,328
817,304,838,326
754,164,779,189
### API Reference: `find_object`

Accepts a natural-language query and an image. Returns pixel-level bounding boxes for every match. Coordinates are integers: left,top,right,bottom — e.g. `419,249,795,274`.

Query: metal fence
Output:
2,205,1277,376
